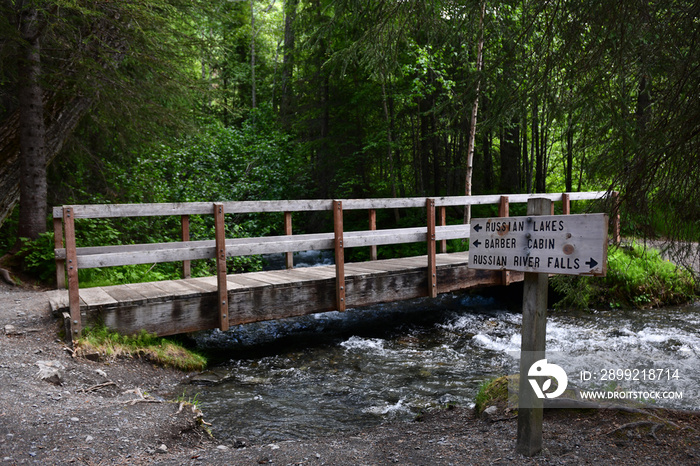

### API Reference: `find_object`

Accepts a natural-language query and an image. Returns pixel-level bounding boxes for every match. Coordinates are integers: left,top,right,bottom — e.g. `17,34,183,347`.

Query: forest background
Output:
0,0,698,285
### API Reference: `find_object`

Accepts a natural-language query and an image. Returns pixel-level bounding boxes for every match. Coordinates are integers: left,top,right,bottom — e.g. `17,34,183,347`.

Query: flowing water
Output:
189,286,700,444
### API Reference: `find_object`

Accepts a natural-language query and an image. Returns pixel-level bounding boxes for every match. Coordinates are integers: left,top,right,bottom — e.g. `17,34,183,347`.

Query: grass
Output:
74,325,207,371
551,242,697,310
474,375,513,414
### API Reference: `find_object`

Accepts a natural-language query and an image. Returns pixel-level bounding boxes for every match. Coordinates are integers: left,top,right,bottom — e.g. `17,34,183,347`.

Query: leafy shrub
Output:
17,232,57,282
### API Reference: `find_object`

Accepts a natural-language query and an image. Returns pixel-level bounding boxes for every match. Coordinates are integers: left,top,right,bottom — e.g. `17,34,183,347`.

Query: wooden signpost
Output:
469,198,608,456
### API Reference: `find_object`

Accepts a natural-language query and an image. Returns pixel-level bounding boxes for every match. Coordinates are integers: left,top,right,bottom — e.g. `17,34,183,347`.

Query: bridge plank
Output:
149,280,208,298
344,264,392,276
259,269,324,283
436,252,470,265
182,277,218,293
79,287,119,307
344,261,409,272
46,290,69,313
244,271,297,286
102,286,149,305
280,266,336,279
125,283,172,301
227,275,275,289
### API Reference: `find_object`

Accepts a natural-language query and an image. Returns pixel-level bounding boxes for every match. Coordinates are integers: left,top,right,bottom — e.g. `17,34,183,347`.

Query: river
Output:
188,282,700,444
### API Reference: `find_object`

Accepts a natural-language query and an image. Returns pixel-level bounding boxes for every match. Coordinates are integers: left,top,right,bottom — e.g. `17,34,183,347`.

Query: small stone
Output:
3,325,18,335
70,417,79,422
95,369,107,378
482,405,498,419
85,436,93,443
157,444,168,453
216,445,229,451
233,438,248,449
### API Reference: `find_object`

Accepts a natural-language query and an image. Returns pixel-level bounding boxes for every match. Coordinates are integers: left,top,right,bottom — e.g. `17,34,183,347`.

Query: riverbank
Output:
1,281,698,464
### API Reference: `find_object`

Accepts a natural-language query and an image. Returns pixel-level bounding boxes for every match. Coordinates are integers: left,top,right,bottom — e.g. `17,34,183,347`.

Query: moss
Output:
474,375,517,414
75,326,207,371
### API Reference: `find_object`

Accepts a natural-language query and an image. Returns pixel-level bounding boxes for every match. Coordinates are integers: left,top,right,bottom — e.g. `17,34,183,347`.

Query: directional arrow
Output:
472,239,481,248
473,224,482,232
585,258,598,269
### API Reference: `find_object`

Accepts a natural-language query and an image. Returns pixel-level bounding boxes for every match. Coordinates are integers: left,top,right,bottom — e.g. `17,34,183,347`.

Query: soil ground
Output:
0,280,698,465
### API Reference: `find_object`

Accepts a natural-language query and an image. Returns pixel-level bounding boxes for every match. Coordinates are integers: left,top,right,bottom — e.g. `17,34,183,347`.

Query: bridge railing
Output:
53,191,616,338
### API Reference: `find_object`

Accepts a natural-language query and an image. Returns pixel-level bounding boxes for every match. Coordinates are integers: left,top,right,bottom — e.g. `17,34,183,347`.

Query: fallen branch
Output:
607,420,664,439
77,381,116,393
122,387,162,405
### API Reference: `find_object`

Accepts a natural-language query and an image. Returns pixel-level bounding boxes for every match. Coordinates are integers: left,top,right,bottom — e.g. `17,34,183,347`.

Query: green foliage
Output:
76,325,207,372
57,110,304,286
16,233,56,282
552,243,697,310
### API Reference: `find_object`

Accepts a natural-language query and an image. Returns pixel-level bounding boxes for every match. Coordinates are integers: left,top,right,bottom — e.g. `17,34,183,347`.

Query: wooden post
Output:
284,212,294,269
611,191,621,244
214,203,229,331
498,195,509,217
427,198,437,298
63,206,81,341
54,216,66,289
181,215,191,279
369,209,377,261
516,197,551,457
333,201,346,311
562,193,571,215
499,196,511,286
438,206,447,254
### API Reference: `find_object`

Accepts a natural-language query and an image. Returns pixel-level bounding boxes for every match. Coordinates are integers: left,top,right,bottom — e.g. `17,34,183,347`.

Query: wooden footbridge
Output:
48,192,616,340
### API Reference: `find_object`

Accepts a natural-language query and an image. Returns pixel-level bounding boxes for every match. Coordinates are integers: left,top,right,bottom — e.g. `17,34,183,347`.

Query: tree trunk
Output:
381,83,400,222
280,0,297,129
251,0,257,109
500,120,520,193
17,9,47,240
464,0,485,224
566,111,573,192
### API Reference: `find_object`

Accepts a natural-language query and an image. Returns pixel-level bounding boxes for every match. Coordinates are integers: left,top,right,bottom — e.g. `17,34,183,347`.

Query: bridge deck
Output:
48,252,522,337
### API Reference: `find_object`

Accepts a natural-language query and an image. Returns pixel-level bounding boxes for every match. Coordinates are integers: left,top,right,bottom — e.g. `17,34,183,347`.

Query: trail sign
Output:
469,213,608,276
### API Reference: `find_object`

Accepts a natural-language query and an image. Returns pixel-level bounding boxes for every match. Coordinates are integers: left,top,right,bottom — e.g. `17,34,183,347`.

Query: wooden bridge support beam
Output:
63,206,81,340
427,198,437,298
284,212,294,269
333,200,346,311
181,215,191,278
438,206,447,254
214,203,229,331
369,209,377,261
53,216,65,289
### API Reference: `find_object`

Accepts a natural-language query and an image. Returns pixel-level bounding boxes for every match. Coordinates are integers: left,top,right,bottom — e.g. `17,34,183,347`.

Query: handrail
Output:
51,192,609,219
53,191,616,340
